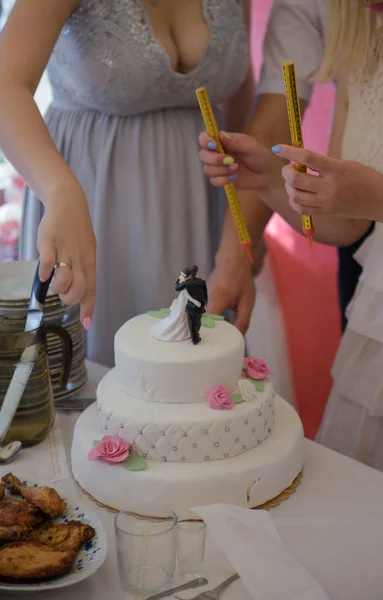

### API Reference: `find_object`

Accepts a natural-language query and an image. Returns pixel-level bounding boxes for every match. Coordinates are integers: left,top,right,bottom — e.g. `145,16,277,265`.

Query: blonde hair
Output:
319,1,379,82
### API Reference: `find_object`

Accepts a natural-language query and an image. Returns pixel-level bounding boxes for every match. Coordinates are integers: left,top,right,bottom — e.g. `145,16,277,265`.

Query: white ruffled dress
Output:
317,44,383,470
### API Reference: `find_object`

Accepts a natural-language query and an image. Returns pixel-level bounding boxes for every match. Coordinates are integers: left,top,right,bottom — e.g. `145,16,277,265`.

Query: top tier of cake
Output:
114,314,245,404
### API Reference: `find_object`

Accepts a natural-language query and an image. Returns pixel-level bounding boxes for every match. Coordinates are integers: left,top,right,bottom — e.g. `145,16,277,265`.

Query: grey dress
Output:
20,0,250,366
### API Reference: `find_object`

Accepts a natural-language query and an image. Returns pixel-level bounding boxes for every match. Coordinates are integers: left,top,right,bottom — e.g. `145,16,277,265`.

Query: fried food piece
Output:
0,524,27,543
0,483,4,501
2,473,66,518
0,498,45,528
0,542,75,581
26,520,95,553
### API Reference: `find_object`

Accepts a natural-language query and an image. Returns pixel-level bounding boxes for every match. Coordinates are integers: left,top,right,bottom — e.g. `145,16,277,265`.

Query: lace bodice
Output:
47,0,250,116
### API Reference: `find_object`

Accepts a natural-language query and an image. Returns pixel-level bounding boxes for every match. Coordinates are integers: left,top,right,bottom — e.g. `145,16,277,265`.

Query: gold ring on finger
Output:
54,261,73,270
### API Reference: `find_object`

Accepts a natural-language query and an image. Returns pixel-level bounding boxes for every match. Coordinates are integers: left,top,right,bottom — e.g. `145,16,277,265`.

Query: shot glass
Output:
115,504,177,596
177,520,207,579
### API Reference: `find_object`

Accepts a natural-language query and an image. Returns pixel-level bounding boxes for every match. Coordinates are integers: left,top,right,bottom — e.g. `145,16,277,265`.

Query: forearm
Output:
223,69,255,133
258,183,372,246
215,189,272,273
0,82,81,206
222,0,255,133
217,93,296,267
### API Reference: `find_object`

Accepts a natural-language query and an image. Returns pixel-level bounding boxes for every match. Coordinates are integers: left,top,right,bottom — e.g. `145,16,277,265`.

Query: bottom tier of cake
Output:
71,397,304,518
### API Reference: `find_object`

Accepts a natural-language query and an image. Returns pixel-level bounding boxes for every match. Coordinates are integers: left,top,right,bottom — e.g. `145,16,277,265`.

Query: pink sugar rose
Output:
207,385,234,410
88,435,130,464
243,357,273,380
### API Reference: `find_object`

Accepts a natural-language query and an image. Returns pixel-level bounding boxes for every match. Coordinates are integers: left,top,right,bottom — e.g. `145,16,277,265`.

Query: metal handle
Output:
44,324,73,389
147,577,208,600
30,261,54,309
215,573,239,594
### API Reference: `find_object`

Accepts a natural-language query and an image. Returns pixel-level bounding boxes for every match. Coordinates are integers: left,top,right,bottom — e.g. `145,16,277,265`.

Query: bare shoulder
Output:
0,0,81,90
9,0,80,22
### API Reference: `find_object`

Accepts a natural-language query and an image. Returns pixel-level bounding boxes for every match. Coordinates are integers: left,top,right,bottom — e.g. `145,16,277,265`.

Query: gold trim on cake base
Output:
73,470,303,515
252,471,302,510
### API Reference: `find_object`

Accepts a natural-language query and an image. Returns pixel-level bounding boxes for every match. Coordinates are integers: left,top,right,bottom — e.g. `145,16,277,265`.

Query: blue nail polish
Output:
271,145,281,154
229,174,237,182
208,142,217,150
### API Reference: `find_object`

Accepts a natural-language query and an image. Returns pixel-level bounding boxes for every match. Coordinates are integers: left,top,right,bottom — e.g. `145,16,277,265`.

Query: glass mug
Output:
0,323,73,445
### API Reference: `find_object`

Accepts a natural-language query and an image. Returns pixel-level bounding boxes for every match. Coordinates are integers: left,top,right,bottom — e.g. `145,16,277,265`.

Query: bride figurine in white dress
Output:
150,269,191,342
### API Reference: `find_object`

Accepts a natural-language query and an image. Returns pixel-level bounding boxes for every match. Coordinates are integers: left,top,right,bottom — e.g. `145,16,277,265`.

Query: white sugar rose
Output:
238,379,258,403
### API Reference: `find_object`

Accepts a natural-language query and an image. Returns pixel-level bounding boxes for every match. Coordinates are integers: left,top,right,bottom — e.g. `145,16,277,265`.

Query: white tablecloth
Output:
2,361,383,600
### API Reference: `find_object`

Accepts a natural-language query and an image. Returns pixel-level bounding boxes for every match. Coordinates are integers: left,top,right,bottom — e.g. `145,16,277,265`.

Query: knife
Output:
0,261,54,442
145,577,208,600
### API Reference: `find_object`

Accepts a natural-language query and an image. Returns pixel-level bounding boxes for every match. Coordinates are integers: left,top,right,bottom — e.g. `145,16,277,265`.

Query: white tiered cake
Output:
72,312,303,517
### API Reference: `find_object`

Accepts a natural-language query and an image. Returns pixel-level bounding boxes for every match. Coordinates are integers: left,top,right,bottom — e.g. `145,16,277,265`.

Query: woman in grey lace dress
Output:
0,0,254,366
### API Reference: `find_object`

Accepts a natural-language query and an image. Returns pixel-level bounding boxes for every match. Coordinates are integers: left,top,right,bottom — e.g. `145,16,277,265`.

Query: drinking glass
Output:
177,520,207,579
115,504,177,596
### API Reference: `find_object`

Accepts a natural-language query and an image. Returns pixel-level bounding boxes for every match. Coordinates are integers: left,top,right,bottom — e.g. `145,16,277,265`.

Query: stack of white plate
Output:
0,260,88,404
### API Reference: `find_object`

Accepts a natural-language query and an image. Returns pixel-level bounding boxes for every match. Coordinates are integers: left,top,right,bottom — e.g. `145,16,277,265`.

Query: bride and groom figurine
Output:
150,265,208,345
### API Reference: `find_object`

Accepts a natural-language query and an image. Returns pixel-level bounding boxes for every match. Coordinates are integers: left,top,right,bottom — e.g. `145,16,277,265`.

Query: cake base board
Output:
73,470,303,514
71,399,304,519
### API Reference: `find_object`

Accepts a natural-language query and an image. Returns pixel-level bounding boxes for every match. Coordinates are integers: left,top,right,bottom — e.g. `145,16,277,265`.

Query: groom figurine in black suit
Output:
175,265,208,345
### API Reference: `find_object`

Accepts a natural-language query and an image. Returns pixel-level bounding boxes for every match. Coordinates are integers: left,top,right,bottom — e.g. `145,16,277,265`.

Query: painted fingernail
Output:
223,156,234,165
208,141,217,150
82,317,92,330
272,145,281,154
230,163,238,171
221,131,231,139
229,174,237,182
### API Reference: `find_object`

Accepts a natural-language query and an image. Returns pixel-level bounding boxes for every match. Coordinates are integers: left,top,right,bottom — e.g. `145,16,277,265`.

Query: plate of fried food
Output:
0,472,107,593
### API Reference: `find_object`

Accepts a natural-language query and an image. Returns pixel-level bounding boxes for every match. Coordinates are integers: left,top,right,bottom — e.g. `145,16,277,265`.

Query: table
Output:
3,361,383,600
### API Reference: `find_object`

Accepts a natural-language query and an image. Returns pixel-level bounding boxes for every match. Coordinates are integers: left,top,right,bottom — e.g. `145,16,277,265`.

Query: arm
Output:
207,0,323,331
216,94,308,271
175,280,186,291
203,81,372,246
0,0,96,322
269,73,372,245
0,0,80,205
216,0,323,268
223,0,255,133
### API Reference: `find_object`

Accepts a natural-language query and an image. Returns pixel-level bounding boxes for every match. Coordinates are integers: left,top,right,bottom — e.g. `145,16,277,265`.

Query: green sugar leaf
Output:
201,315,215,329
207,313,225,321
123,456,147,471
232,393,244,405
148,309,171,319
93,440,101,446
250,380,265,393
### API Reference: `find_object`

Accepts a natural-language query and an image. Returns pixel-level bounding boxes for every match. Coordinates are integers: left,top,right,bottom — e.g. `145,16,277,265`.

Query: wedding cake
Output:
71,268,304,517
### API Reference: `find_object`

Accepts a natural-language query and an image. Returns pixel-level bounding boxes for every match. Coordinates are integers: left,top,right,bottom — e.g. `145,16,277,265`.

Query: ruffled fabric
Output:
318,225,383,467
316,388,383,470
345,225,383,341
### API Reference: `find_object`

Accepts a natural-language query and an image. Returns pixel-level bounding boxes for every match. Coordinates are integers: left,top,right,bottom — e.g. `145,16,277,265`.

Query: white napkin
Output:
193,504,329,600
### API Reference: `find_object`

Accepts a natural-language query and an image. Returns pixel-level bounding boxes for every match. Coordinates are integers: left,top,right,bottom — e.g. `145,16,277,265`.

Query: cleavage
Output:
142,0,210,73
